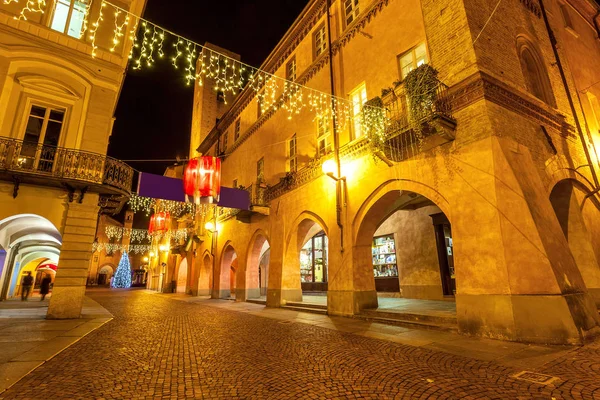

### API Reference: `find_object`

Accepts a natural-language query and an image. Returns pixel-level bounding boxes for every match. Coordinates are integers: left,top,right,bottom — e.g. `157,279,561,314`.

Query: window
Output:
314,24,327,58
349,83,368,139
317,117,332,157
517,36,556,107
288,134,297,172
559,3,574,30
222,131,228,154
50,0,90,39
286,56,297,81
20,104,66,171
257,157,264,183
300,233,328,283
233,179,238,188
344,0,360,26
257,95,263,119
234,119,241,141
398,43,428,80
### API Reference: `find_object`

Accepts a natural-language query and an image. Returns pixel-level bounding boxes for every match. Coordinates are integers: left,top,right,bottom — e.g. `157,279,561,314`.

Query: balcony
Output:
0,136,134,199
379,79,456,162
235,183,270,223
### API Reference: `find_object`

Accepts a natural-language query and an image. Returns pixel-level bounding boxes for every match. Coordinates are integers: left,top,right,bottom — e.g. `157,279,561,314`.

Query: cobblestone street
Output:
1,289,599,399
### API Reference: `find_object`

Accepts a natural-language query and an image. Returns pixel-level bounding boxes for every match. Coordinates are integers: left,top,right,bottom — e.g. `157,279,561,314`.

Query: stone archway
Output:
352,184,453,313
245,230,270,301
214,243,237,299
550,179,600,307
97,264,114,286
176,258,188,294
282,212,329,304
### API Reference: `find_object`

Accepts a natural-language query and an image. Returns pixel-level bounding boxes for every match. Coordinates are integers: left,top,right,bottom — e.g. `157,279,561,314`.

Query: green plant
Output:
404,64,440,139
361,96,388,160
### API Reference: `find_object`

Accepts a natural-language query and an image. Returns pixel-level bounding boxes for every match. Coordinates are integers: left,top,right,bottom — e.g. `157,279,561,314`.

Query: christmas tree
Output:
112,252,132,288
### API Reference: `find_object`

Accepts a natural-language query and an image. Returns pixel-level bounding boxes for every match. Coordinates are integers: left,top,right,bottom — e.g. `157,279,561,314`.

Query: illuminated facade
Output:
178,0,600,344
0,0,146,317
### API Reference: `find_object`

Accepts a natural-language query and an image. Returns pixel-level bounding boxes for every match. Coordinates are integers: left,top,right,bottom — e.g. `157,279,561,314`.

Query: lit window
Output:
314,24,327,58
398,43,428,80
349,83,368,139
234,119,241,141
257,157,265,182
50,0,90,39
288,134,297,172
20,105,65,171
286,56,297,81
317,117,332,157
344,0,360,26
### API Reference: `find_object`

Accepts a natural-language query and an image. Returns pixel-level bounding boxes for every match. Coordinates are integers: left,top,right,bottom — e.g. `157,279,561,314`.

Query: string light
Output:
110,9,129,52
92,1,387,141
14,0,45,21
105,225,190,242
89,1,106,58
128,193,196,217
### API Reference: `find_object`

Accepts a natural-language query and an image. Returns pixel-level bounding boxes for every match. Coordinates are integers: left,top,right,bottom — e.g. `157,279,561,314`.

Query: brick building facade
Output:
168,0,600,344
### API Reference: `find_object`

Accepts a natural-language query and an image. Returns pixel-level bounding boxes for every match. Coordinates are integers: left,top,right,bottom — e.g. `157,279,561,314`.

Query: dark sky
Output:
108,0,310,176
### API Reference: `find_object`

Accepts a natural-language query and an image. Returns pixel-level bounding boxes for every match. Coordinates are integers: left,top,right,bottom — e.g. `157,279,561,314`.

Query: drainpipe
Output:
539,0,600,189
326,0,344,252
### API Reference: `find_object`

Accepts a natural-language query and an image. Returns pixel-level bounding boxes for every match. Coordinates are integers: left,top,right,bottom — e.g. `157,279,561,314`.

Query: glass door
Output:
20,105,65,173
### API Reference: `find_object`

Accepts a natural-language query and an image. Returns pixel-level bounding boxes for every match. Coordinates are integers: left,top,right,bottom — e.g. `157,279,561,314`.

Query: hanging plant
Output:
404,64,441,139
361,96,388,160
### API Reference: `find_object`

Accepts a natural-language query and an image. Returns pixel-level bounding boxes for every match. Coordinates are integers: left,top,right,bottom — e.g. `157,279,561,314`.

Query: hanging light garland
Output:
128,194,196,217
5,0,47,21
93,242,152,255
85,1,387,138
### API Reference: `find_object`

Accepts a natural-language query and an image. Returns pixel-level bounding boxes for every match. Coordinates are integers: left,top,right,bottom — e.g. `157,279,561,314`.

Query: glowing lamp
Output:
205,221,216,232
184,156,222,204
322,159,337,175
149,212,171,235
143,256,149,262
149,251,156,257
159,244,169,253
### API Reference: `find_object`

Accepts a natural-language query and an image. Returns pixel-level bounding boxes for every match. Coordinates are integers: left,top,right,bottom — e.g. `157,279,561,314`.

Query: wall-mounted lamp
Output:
159,244,169,253
143,256,149,263
322,159,346,182
149,251,156,257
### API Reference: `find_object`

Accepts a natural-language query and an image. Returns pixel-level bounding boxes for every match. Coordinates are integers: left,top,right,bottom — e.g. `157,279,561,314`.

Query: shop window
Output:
349,83,368,139
286,55,297,81
234,119,241,141
398,43,428,81
344,0,360,26
372,235,399,292
20,104,66,172
313,24,327,58
257,157,264,183
517,37,556,107
317,117,332,157
288,134,297,172
300,232,328,284
50,0,90,39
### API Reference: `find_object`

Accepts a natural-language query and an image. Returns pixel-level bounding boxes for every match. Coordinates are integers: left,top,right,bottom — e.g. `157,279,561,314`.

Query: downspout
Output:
539,0,600,189
326,0,344,252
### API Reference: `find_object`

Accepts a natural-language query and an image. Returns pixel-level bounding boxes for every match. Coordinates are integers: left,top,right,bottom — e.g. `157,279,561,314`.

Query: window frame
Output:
343,0,360,27
349,82,368,140
316,117,332,157
19,103,67,172
286,55,297,82
257,157,265,183
397,42,429,81
234,119,241,141
288,134,297,172
313,23,328,60
222,131,228,154
48,0,91,39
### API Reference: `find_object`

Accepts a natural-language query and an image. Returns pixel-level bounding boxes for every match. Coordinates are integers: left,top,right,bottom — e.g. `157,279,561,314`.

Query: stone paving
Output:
1,289,599,399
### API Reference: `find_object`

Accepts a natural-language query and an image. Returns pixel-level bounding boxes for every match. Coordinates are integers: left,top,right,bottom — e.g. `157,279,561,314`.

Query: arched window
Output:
516,36,556,107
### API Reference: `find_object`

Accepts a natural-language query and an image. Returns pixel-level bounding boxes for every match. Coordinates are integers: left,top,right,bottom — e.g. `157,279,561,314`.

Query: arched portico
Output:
197,252,213,296
244,230,270,301
176,258,188,294
281,212,330,304
213,242,237,299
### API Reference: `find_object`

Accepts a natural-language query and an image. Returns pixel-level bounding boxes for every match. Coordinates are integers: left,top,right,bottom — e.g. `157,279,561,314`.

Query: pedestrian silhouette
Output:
40,275,52,301
21,272,34,301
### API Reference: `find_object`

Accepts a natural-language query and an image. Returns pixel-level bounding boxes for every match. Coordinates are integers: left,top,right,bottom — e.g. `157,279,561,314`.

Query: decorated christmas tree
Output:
112,252,132,289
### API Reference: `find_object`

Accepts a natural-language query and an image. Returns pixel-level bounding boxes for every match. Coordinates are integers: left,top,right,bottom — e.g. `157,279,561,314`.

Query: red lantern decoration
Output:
183,156,221,204
149,212,171,235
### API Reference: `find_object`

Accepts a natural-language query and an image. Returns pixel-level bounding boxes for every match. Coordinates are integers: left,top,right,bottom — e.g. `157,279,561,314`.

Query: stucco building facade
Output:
0,0,145,317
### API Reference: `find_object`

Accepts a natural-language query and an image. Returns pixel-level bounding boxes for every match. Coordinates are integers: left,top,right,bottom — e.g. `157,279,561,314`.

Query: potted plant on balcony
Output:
404,64,441,141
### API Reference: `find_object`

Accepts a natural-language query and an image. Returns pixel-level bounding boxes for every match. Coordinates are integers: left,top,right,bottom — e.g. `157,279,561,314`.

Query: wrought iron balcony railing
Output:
0,137,134,194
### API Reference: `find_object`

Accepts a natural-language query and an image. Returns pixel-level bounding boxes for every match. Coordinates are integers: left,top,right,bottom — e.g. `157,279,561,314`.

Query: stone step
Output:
360,309,457,325
246,299,266,305
281,305,328,315
284,301,328,310
355,314,458,333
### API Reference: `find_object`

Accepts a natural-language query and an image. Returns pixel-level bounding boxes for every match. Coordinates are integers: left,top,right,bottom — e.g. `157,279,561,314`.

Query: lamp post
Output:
322,159,347,252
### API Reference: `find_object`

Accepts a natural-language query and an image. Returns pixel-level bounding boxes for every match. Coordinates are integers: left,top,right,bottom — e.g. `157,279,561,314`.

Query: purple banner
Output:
137,172,250,210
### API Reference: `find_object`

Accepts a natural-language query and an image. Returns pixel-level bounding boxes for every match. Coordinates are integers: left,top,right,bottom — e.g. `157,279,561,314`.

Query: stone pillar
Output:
47,200,99,319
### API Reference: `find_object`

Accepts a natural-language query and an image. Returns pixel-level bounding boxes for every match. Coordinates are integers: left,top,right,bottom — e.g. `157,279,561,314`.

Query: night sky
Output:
108,0,310,176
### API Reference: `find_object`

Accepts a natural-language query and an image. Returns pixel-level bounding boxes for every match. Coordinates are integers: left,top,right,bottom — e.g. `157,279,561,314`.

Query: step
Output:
355,314,458,333
284,301,328,310
360,309,457,325
246,299,266,305
281,305,328,315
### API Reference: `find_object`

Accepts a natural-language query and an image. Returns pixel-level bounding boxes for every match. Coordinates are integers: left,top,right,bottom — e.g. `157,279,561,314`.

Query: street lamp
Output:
322,159,346,181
